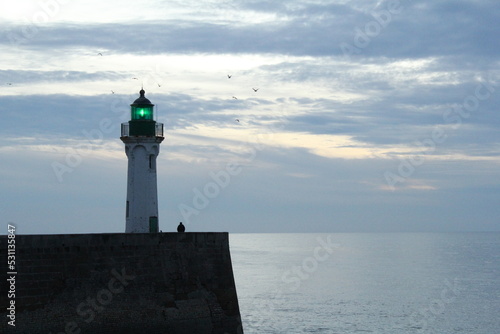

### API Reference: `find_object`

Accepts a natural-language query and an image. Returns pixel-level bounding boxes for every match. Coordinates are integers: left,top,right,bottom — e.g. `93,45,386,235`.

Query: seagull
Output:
97,52,103,56
235,119,240,123
132,77,139,80
227,75,232,79
111,90,115,94
7,83,12,86
232,96,238,99
157,83,161,87
252,88,259,92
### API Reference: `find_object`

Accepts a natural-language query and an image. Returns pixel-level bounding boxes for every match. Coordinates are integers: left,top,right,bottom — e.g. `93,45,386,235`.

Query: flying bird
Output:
232,96,238,99
252,88,259,92
132,77,139,80
157,83,161,87
235,119,240,123
7,83,12,86
111,90,115,94
97,52,103,56
227,75,232,79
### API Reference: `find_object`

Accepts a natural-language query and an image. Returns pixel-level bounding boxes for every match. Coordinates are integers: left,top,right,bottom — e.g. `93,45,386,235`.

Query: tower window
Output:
149,155,156,170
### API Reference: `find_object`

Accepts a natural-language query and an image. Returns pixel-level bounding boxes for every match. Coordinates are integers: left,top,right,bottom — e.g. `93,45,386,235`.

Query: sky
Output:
1,0,499,234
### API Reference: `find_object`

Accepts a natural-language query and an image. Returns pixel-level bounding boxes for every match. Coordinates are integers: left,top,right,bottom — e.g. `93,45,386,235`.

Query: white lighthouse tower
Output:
121,89,164,233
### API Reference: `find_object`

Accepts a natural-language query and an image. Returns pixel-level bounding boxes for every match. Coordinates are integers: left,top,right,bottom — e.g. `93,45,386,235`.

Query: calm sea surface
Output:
229,233,500,334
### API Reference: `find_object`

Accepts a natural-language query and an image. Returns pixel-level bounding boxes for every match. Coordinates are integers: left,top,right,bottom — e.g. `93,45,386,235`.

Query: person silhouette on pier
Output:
177,222,185,233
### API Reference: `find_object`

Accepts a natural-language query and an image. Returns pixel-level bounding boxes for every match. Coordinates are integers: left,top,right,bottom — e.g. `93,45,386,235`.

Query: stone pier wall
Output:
0,232,243,334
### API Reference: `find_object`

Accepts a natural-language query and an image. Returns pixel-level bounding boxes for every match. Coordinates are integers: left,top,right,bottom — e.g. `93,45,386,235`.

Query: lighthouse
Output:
121,89,164,233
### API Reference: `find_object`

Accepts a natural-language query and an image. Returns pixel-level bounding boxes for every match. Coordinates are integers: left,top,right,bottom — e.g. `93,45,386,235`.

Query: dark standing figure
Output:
177,222,185,233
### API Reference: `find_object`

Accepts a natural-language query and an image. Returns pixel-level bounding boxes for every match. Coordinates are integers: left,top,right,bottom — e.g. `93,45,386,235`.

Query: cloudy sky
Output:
1,0,499,234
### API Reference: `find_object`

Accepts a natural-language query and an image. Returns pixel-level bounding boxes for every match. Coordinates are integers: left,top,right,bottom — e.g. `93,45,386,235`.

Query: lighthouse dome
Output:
130,89,154,121
131,89,153,106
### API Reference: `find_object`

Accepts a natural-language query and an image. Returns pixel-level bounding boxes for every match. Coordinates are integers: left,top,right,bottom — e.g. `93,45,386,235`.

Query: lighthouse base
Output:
0,233,243,334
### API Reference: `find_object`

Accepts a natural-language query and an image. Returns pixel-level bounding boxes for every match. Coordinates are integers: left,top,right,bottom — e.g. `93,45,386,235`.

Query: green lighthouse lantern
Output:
131,89,154,120
127,89,158,136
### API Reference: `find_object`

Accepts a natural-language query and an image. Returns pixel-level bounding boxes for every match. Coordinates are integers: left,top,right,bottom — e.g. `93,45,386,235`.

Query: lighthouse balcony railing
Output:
155,123,164,137
121,123,129,137
121,122,164,137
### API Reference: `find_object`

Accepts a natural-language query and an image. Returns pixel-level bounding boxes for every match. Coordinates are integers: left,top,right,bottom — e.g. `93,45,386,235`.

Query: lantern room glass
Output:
131,106,153,120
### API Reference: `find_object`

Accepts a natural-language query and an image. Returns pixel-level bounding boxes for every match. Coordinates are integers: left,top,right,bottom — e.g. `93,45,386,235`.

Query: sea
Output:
229,233,500,334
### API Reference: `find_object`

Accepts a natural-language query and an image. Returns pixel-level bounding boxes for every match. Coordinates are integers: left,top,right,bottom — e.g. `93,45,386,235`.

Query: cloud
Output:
1,0,500,233
1,0,497,60
0,69,126,85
